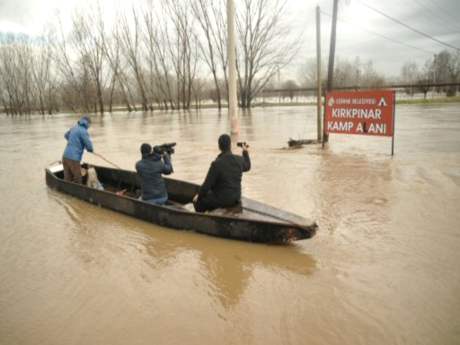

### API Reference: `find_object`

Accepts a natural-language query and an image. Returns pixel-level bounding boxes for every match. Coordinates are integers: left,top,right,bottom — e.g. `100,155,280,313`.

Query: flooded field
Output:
0,104,459,345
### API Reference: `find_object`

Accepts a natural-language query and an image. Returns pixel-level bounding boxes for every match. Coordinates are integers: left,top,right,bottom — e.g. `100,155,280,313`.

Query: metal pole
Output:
227,0,239,134
324,0,339,144
316,6,322,142
391,90,396,156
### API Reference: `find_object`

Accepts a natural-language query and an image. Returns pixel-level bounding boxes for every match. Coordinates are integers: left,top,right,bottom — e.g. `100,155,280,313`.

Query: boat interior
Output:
48,163,306,225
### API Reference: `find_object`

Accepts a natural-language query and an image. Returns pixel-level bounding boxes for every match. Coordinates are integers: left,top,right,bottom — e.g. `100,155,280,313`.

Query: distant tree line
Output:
298,56,386,90
277,51,460,102
269,56,387,101
0,0,297,115
400,50,460,98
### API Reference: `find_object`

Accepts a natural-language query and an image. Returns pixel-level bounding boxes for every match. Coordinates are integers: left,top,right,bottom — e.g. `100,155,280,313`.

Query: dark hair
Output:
218,134,231,152
140,143,152,157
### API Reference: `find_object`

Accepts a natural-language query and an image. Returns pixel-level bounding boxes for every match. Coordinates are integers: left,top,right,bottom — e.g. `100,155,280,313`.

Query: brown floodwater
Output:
0,104,459,345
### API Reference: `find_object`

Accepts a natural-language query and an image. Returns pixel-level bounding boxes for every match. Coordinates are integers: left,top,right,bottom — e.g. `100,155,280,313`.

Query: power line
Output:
411,0,460,33
421,0,460,31
321,11,436,56
358,0,460,51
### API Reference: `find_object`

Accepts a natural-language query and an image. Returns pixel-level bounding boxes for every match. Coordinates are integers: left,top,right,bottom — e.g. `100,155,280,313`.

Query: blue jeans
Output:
142,195,168,205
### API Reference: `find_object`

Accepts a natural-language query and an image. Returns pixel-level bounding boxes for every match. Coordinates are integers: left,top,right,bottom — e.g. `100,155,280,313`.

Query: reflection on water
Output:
1,104,460,345
55,191,316,311
144,231,315,310
316,151,393,235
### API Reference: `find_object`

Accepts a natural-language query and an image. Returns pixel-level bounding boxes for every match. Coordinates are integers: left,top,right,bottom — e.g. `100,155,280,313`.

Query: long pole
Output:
227,0,239,134
324,0,339,144
90,152,121,169
316,6,322,142
391,90,396,156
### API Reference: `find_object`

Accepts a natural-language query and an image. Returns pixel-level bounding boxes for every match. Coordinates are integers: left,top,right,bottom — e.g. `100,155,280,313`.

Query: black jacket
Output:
136,153,173,200
198,150,251,205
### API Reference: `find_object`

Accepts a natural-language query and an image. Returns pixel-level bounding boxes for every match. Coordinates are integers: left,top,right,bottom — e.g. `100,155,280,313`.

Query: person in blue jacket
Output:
135,143,173,205
63,116,94,183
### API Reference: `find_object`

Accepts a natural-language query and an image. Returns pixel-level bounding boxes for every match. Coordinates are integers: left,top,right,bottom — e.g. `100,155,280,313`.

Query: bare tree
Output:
298,57,326,87
0,43,20,114
332,57,385,89
70,6,107,113
191,0,227,109
52,15,92,112
164,0,199,109
281,80,298,101
236,0,298,108
31,33,57,114
119,8,149,111
400,61,419,95
359,60,385,88
0,37,37,115
430,50,460,96
142,4,177,110
101,23,137,112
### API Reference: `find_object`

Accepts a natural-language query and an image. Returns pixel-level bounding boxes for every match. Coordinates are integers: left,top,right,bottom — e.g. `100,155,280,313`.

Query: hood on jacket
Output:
78,116,90,129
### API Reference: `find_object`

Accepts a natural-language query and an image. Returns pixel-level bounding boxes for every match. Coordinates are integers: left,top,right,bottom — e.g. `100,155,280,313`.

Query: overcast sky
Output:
0,0,459,79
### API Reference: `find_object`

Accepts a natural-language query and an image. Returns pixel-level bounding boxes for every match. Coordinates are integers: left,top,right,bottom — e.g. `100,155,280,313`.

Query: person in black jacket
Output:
136,143,173,205
193,134,250,212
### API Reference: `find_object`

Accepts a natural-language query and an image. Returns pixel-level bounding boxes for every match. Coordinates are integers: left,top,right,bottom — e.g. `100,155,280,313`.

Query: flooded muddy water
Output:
0,104,459,345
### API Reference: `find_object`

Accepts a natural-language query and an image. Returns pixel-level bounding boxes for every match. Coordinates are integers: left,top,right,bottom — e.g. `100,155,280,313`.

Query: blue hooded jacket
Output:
63,117,94,161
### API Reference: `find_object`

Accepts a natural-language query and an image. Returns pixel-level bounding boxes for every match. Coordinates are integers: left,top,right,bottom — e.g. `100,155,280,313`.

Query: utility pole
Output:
227,0,239,134
316,5,322,142
324,0,339,144
432,54,436,99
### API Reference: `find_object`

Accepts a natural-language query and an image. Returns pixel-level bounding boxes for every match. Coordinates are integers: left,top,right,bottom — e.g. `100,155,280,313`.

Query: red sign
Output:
325,90,395,137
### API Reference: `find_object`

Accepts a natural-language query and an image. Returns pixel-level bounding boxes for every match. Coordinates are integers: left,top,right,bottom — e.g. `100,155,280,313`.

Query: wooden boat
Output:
45,162,317,244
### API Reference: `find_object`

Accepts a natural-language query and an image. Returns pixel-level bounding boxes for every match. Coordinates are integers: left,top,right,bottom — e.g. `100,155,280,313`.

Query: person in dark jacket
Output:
193,134,250,212
135,143,173,205
63,116,94,183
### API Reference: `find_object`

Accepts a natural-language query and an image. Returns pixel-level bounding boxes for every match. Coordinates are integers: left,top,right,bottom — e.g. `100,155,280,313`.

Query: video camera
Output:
153,142,176,155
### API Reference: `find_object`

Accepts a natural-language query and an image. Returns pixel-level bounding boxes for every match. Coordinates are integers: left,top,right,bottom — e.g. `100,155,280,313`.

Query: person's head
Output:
140,143,152,158
78,115,91,129
218,134,231,152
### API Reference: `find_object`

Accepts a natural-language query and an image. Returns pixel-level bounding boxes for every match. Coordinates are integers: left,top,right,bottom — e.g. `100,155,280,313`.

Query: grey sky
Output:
290,0,460,79
0,0,459,79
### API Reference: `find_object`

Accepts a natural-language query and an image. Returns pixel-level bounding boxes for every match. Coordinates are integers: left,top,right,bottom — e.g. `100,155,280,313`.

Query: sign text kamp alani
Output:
325,90,395,137
324,89,396,154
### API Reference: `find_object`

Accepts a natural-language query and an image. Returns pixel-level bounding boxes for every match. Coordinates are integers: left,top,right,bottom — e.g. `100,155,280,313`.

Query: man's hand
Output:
242,143,249,152
192,194,198,203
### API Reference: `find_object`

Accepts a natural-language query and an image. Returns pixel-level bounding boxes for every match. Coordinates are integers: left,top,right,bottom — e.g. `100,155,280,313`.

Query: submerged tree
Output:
236,0,299,108
0,33,57,115
192,0,227,109
119,8,150,111
71,6,107,114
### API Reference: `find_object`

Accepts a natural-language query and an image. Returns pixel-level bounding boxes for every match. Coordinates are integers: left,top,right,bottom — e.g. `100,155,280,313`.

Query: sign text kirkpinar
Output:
325,90,395,137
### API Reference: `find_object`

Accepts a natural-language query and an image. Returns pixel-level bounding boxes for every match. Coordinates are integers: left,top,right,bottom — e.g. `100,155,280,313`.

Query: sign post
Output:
391,96,396,155
324,90,396,155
